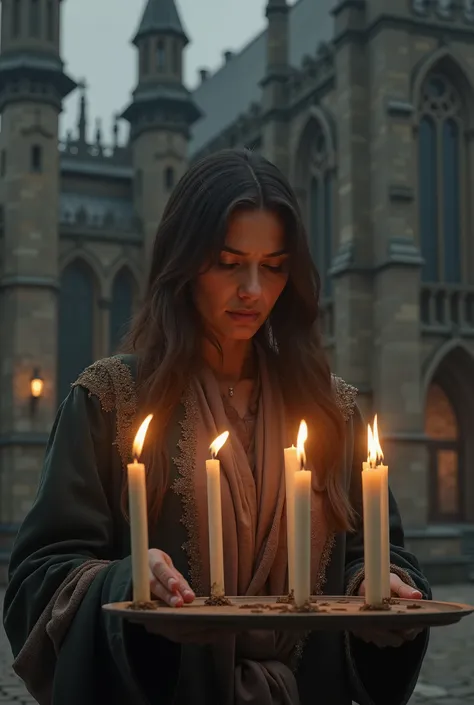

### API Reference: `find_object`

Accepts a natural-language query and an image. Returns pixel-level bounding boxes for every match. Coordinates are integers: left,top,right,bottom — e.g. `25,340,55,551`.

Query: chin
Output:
222,325,258,341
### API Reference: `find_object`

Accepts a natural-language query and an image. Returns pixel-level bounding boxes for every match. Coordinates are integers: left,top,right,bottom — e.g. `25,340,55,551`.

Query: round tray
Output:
103,595,474,632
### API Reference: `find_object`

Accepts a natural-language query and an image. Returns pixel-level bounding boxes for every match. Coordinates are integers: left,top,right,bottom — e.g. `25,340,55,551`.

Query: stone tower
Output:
122,0,201,256
0,0,76,525
261,0,290,175
332,0,426,523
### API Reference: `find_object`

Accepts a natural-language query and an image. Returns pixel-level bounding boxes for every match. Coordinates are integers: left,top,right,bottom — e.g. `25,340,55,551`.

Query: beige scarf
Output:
186,347,331,705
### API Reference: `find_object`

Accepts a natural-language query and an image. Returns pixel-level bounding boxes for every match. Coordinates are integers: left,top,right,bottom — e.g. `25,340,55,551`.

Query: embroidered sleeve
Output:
345,564,418,597
332,375,358,421
72,356,138,469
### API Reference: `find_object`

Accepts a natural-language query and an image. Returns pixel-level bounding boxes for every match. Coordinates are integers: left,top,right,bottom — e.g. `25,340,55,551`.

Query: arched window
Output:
418,72,466,284
46,0,54,41
110,268,135,354
155,40,166,72
30,144,42,172
425,382,463,521
140,41,150,76
171,41,180,75
12,0,22,38
308,126,333,297
58,261,95,404
29,0,40,37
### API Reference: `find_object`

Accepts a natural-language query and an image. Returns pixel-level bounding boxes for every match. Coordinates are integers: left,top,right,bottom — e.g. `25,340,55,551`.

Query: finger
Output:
373,633,405,648
174,572,195,603
156,554,193,598
389,573,422,600
150,557,182,595
352,628,405,648
401,628,423,641
149,575,184,607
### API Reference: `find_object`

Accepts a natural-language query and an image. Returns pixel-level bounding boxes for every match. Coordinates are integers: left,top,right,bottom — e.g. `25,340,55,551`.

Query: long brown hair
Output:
122,148,354,532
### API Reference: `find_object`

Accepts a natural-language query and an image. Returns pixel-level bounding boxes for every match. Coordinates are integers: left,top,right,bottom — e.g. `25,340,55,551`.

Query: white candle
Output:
284,445,298,594
206,431,229,598
373,416,391,599
293,421,311,607
128,414,153,603
380,462,390,599
362,419,386,606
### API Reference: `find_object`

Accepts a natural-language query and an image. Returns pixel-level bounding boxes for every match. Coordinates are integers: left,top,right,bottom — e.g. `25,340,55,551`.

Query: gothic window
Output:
30,144,42,172
172,41,180,75
425,382,464,522
29,0,40,37
58,261,95,404
164,166,175,191
12,0,22,37
46,0,54,41
418,73,466,284
140,41,150,76
155,41,166,72
308,126,333,297
110,268,135,354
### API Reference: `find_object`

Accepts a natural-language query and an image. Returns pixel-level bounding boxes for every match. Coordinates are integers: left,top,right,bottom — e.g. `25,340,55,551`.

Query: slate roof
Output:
133,0,188,45
189,0,334,156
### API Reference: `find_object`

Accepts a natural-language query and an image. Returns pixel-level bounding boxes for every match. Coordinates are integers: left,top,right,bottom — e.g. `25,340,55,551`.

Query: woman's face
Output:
194,209,289,342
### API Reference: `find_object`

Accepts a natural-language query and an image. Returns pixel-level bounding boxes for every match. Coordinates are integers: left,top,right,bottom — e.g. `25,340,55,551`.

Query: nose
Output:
238,263,262,301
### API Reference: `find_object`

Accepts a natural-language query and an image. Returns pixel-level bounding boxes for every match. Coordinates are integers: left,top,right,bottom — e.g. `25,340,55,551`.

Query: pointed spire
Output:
113,114,119,150
266,0,288,14
77,79,88,144
132,0,188,46
95,117,103,151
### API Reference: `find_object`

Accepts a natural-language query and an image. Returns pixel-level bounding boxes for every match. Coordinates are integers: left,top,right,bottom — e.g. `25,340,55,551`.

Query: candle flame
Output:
210,431,229,459
367,415,384,466
297,420,307,468
132,414,153,460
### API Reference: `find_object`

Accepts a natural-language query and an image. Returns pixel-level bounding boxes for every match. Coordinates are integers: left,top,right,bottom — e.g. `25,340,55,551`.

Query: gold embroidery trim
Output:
72,355,137,469
332,375,358,421
171,385,203,597
345,563,418,597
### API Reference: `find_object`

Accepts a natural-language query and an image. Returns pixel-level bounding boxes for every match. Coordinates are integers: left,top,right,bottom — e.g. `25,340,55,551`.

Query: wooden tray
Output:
103,595,474,632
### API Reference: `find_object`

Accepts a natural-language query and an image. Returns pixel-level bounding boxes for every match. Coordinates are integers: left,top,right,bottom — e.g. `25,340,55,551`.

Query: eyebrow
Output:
222,246,289,258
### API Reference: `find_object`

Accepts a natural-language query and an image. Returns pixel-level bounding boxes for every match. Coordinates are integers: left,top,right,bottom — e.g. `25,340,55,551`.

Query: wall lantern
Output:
30,368,44,410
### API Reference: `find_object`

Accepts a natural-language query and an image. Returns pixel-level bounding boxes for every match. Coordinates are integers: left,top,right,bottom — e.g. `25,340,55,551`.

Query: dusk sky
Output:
60,0,297,144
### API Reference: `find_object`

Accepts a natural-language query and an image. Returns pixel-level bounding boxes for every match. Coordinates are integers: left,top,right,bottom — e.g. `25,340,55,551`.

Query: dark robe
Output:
3,354,431,705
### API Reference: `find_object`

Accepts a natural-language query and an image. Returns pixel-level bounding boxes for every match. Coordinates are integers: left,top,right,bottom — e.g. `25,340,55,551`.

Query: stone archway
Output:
424,344,474,523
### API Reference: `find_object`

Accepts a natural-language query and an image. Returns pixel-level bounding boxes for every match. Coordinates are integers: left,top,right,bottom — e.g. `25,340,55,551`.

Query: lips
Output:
226,310,260,323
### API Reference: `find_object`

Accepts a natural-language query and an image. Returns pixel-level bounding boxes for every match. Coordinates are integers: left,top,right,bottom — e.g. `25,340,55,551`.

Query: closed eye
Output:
263,263,285,272
217,261,239,270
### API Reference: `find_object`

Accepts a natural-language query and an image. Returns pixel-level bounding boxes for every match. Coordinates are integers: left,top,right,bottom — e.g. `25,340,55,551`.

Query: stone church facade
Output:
0,0,474,580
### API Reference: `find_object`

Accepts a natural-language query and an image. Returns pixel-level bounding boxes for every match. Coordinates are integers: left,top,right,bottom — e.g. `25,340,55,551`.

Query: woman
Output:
3,149,430,705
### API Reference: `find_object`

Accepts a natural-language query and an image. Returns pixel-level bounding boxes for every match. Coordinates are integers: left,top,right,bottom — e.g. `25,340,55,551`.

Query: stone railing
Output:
412,0,474,22
420,284,474,331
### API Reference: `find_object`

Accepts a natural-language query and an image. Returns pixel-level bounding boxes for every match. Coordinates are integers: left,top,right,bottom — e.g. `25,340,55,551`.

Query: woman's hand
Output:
351,572,425,648
148,548,195,607
130,548,222,644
